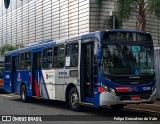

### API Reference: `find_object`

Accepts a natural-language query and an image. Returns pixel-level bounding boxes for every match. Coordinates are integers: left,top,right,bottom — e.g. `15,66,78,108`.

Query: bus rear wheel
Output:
69,87,80,111
20,84,28,102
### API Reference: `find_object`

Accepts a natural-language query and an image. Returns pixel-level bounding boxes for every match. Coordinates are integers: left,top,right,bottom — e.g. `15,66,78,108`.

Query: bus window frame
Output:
17,53,25,71
52,44,65,69
24,51,32,70
4,55,11,72
42,47,53,69
65,41,79,69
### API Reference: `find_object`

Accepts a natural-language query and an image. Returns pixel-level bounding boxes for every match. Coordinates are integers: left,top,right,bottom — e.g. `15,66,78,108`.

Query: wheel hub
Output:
22,88,26,100
71,93,78,106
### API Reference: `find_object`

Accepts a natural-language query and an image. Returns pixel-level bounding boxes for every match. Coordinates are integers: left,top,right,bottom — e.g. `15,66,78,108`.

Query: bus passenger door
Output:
11,56,17,93
32,52,41,96
80,42,94,102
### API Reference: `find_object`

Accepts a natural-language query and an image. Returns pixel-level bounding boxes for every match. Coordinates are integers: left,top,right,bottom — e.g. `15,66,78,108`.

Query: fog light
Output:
110,87,116,95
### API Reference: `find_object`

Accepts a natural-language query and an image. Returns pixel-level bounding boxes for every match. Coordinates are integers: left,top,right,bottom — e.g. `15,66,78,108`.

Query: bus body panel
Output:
3,71,12,93
3,30,156,108
97,73,156,106
41,69,65,100
16,70,32,96
99,89,157,106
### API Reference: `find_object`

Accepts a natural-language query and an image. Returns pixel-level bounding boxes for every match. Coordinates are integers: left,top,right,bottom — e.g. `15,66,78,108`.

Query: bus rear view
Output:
98,30,156,109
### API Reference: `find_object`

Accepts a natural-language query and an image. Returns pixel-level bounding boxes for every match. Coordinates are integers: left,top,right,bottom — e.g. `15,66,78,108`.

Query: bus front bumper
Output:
99,89,157,106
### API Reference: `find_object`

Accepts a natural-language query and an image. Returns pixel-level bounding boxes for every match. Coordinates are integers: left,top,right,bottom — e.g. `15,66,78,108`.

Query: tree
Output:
0,44,17,57
96,0,160,31
108,15,122,29
117,0,160,31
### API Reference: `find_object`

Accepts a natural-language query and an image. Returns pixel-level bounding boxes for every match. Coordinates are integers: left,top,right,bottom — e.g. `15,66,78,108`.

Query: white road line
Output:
0,94,13,97
124,107,160,114
128,103,160,107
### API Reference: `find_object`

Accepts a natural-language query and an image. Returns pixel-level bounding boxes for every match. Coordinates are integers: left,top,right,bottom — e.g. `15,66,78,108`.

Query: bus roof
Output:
5,39,56,55
4,29,149,55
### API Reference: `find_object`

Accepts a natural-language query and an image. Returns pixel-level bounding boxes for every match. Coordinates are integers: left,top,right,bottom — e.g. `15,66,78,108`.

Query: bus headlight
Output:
110,87,116,95
102,83,109,91
102,83,116,95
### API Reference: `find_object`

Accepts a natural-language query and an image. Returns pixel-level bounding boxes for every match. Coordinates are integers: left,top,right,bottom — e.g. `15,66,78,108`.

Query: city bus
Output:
0,60,4,90
3,29,156,111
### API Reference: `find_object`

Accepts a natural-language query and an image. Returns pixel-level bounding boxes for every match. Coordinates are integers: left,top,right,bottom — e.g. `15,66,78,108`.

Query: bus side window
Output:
43,47,53,69
5,55,11,71
53,46,58,68
18,53,25,70
24,52,31,70
65,42,78,67
58,45,65,68
53,45,65,68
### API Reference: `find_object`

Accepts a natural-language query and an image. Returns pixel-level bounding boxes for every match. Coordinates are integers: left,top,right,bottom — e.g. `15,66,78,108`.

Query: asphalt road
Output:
0,90,160,124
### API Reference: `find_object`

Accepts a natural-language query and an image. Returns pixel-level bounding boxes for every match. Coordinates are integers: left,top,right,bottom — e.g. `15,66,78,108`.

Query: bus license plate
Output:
131,96,140,100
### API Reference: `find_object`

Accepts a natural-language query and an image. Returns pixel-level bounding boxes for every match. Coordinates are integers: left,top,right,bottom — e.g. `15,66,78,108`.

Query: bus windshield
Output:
100,44,154,75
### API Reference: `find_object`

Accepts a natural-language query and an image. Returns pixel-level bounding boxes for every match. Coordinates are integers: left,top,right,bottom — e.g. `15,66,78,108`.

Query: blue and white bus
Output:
4,29,156,111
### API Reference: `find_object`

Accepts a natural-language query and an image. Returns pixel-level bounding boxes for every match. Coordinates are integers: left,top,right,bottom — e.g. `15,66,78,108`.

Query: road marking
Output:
0,94,20,97
124,107,160,114
143,103,160,107
128,103,160,107
0,94,13,97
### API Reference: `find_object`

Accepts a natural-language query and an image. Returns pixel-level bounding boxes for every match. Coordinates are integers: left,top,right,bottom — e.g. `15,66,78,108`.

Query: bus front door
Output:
80,42,94,103
32,52,41,96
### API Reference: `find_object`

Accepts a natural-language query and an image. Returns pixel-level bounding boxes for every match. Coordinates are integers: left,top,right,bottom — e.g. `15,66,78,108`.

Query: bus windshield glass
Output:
101,44,154,75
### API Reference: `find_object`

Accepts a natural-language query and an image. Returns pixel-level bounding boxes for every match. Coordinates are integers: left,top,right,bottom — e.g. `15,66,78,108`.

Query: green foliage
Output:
0,44,17,56
108,15,122,29
96,0,103,8
117,0,160,30
117,0,137,20
96,0,160,30
147,0,160,19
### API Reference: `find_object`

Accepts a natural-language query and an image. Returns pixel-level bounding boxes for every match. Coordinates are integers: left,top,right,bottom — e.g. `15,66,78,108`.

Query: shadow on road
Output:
0,89,8,94
10,97,160,118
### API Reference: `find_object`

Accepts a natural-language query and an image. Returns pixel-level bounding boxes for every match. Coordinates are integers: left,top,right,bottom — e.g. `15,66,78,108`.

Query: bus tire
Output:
20,84,28,103
69,87,80,111
110,104,125,110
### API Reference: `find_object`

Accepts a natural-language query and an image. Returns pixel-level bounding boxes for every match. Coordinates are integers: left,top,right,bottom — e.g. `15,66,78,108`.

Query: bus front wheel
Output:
69,87,80,111
20,84,28,102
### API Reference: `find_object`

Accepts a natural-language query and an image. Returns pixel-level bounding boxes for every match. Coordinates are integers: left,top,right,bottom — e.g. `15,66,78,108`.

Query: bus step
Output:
32,96,43,99
80,102,94,106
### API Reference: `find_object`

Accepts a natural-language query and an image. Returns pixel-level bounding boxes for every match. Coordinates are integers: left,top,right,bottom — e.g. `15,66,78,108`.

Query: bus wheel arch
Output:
20,82,28,102
65,83,80,111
